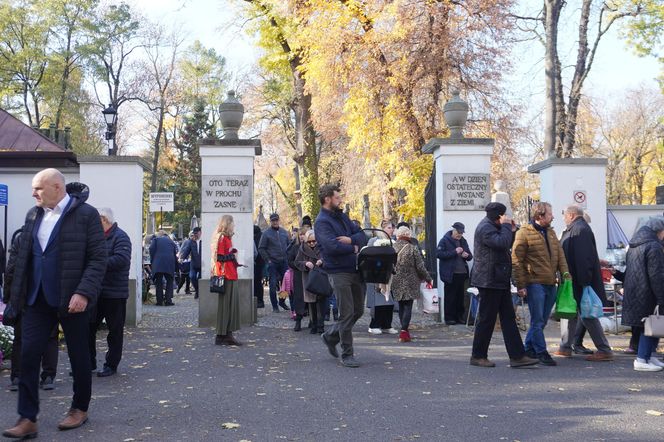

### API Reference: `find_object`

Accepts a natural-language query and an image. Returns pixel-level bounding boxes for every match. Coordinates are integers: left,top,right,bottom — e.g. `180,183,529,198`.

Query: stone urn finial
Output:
219,90,244,139
443,89,469,138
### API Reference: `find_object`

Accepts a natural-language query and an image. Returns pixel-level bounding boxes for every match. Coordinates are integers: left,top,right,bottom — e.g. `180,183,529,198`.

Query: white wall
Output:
609,205,664,240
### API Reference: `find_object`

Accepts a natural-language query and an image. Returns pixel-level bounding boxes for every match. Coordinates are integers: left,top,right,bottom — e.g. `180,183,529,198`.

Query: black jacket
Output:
470,217,513,290
621,226,664,327
101,223,132,299
436,230,472,284
179,238,202,271
560,217,606,304
2,230,22,305
9,182,107,315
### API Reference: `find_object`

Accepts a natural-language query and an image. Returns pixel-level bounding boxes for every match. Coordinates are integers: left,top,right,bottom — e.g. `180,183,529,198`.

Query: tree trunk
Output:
543,0,562,158
150,105,165,192
55,28,74,130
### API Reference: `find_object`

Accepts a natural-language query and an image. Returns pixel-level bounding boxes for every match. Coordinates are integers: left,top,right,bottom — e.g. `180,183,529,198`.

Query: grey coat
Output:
621,226,664,327
469,217,513,290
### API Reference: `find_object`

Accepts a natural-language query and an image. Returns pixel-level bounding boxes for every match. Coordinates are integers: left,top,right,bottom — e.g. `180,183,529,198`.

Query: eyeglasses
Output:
307,240,317,244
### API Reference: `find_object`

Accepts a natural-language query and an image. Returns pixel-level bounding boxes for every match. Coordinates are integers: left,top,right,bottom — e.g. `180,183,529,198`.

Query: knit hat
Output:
485,202,507,221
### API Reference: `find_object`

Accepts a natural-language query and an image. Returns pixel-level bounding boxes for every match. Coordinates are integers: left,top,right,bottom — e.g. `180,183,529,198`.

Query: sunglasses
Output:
306,240,317,244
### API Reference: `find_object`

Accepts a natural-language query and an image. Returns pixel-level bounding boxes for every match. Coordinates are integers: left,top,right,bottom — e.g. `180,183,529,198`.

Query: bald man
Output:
3,169,107,439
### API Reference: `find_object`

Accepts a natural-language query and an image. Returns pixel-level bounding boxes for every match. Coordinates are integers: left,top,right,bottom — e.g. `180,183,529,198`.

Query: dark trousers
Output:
89,298,127,371
471,288,525,360
444,273,467,323
189,268,201,295
398,300,414,331
10,314,59,382
268,261,288,309
312,296,328,329
19,293,91,421
369,305,394,329
154,273,174,304
254,262,265,306
323,273,365,359
630,326,642,351
177,273,190,293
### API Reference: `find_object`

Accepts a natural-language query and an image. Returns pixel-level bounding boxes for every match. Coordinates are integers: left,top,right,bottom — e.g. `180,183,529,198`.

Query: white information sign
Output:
149,192,174,212
442,173,490,211
202,175,253,213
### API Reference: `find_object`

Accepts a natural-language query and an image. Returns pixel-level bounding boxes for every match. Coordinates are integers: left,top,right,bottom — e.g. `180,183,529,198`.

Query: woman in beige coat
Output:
391,226,433,342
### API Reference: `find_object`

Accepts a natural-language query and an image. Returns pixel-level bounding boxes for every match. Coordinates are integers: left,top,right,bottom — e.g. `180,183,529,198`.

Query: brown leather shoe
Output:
585,351,614,362
57,409,88,431
2,418,38,439
553,349,572,357
510,355,540,368
469,357,496,367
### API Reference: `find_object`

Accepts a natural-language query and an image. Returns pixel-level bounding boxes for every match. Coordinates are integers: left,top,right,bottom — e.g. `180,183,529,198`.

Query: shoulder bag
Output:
305,266,333,297
643,306,664,338
210,235,226,294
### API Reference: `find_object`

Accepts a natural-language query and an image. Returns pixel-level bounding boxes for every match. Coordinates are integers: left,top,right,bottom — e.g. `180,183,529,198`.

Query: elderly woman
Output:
622,216,664,372
391,226,433,342
295,230,327,334
211,215,242,346
366,220,398,335
288,225,310,331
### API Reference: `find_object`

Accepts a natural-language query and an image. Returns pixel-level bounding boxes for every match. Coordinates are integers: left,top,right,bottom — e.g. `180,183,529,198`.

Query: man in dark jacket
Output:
149,231,178,306
554,205,613,361
89,208,131,378
436,222,472,325
253,225,266,308
258,213,290,312
3,169,107,439
179,226,202,299
469,202,538,369
316,184,368,368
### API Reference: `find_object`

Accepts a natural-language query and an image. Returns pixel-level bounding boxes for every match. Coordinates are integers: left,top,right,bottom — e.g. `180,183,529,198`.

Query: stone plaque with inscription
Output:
443,173,490,210
202,175,253,213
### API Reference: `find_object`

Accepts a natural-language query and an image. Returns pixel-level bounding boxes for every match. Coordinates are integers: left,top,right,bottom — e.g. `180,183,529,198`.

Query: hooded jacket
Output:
621,226,664,327
9,182,107,315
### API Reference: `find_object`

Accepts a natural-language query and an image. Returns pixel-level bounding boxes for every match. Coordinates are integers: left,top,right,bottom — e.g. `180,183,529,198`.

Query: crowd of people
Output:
1,169,663,439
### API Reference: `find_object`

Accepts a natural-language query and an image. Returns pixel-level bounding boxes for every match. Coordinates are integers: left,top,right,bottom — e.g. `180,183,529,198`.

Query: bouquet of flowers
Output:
372,238,392,247
0,324,15,363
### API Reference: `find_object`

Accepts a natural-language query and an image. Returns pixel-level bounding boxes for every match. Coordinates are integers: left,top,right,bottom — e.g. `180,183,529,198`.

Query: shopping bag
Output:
420,285,439,314
554,279,577,319
580,286,603,319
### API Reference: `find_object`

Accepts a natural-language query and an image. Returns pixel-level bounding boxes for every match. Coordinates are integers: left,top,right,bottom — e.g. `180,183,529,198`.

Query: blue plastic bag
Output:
580,286,603,319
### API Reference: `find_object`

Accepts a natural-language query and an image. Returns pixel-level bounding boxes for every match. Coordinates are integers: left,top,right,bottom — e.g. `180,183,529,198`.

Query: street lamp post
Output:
102,103,118,156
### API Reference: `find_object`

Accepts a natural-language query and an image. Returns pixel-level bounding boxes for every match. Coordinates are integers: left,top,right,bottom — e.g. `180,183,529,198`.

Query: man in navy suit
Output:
3,169,107,439
150,230,178,306
179,226,202,299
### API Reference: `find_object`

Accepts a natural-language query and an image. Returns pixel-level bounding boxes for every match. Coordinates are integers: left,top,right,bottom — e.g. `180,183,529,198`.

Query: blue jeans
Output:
268,260,288,309
189,268,201,295
637,332,660,361
524,284,557,355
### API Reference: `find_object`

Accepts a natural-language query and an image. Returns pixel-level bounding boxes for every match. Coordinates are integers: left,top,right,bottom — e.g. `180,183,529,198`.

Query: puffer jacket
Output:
391,240,432,302
470,217,514,290
101,223,132,299
512,222,568,289
621,226,664,327
9,182,107,315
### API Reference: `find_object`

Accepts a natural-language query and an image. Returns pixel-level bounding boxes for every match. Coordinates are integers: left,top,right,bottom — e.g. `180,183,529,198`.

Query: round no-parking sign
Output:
573,190,587,207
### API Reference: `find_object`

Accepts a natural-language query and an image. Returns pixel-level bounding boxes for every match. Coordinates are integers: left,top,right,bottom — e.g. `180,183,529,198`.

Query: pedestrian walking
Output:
258,213,290,312
295,229,328,334
89,208,131,378
316,184,368,368
211,215,242,346
436,222,472,325
554,205,614,361
150,231,178,306
288,225,310,330
621,217,664,372
469,202,539,368
179,227,202,299
3,169,107,438
391,226,433,343
511,202,569,366
176,232,193,294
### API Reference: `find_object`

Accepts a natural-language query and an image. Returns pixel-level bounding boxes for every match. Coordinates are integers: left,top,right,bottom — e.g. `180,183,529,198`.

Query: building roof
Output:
0,108,64,152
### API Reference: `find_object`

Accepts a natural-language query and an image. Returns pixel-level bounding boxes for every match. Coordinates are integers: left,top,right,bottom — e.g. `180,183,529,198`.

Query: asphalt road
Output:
2,294,663,441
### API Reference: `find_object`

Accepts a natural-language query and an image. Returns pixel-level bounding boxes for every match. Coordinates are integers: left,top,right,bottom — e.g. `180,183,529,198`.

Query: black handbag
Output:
305,267,333,297
2,303,17,327
210,275,225,294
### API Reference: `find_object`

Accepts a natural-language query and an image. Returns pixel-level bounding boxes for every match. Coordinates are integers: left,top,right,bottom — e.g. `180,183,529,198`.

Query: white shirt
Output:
37,194,71,251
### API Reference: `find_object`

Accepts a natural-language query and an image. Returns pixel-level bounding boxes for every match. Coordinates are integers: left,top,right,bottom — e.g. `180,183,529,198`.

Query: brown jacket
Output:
512,223,568,289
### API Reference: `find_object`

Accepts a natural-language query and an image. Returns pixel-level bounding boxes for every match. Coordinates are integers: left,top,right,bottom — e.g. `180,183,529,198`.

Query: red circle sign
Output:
574,191,586,203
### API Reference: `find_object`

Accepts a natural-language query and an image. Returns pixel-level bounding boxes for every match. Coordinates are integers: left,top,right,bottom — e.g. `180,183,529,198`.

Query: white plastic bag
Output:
420,284,439,314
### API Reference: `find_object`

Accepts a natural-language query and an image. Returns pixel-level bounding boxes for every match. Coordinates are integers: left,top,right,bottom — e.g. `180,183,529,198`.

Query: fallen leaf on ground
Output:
221,422,240,429
161,348,173,353
478,415,488,418
646,410,663,416
628,388,641,392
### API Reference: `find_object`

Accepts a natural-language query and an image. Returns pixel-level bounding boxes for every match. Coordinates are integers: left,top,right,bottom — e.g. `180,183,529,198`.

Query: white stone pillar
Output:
78,156,151,326
422,137,494,319
528,158,608,256
198,139,261,328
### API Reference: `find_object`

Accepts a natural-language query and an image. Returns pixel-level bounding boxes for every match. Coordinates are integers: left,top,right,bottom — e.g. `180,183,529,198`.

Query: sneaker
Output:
368,328,382,335
40,376,55,391
382,328,399,335
585,351,614,362
509,355,540,368
553,349,572,357
648,357,664,368
572,344,593,355
469,357,496,368
537,351,557,366
340,356,360,368
634,358,663,372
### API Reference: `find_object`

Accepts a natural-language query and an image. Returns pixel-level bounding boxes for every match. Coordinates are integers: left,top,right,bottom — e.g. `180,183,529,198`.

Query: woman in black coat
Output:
622,217,664,372
287,226,310,331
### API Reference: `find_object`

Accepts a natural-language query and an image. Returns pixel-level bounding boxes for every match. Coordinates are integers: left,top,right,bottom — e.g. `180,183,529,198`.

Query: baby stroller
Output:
357,228,398,284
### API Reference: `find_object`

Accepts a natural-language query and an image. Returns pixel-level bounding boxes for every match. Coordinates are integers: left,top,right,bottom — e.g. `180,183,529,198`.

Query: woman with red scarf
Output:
211,215,242,346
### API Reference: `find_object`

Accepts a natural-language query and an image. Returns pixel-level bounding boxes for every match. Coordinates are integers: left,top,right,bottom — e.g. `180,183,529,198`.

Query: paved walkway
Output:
2,290,663,441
